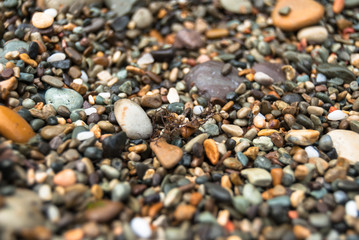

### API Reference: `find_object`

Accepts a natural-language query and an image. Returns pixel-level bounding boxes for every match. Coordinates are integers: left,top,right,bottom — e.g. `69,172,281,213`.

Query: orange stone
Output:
271,168,283,186
53,169,76,187
0,77,18,100
174,204,196,221
64,228,84,240
204,139,219,165
272,0,324,31
0,106,35,143
333,0,345,14
189,192,203,206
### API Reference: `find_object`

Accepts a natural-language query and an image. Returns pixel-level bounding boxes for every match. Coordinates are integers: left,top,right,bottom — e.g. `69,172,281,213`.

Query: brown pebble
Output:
53,169,76,187
85,200,123,222
271,168,283,186
203,139,219,165
174,204,196,221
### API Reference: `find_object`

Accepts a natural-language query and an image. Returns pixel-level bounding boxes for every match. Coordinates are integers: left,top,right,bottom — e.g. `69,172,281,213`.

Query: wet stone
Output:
45,88,83,111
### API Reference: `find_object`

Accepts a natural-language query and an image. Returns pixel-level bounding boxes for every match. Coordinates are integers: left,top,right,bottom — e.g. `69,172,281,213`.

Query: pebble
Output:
131,217,152,238
0,106,35,143
150,138,183,169
193,106,204,115
242,183,262,205
40,124,67,140
285,130,320,146
77,131,95,141
45,88,83,111
305,146,320,158
183,133,209,152
272,0,324,31
184,61,245,100
32,12,54,29
328,110,348,121
137,53,154,65
104,0,136,17
253,137,273,151
317,63,356,83
43,8,57,18
241,168,272,187
112,183,131,202
254,72,274,86
174,29,203,50
327,130,359,165
47,53,66,62
203,139,219,165
85,200,123,222
53,169,76,187
220,0,252,14
167,88,180,103
174,205,196,221
297,26,328,43
253,63,286,83
41,75,64,88
114,99,153,139
164,188,182,207
345,201,358,217
132,8,153,29
221,124,243,137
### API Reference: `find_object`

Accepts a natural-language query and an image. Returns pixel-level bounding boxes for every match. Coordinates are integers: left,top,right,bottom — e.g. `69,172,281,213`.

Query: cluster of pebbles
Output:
1,0,359,239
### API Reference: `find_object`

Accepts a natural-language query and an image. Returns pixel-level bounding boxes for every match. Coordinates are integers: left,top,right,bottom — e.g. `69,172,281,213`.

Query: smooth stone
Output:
0,189,44,231
253,137,273,151
272,0,324,31
220,0,252,14
254,72,274,86
102,132,127,158
31,12,54,29
184,61,245,100
53,169,76,187
85,200,123,222
327,130,359,165
328,110,348,121
114,99,153,139
241,168,272,187
43,8,58,18
164,188,182,207
297,26,328,43
242,183,262,205
253,62,286,83
131,217,152,238
45,88,83,111
45,0,102,10
41,75,64,88
112,183,131,201
150,138,183,169
221,124,243,137
0,106,35,143
40,124,67,140
132,8,153,29
285,130,320,146
318,135,333,151
183,133,209,152
204,182,232,202
309,213,330,228
0,40,29,64
104,0,136,17
47,53,66,62
317,63,356,83
174,29,203,50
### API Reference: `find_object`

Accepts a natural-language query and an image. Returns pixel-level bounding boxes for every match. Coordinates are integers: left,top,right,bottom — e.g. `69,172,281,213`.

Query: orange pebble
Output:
203,139,219,165
333,0,345,14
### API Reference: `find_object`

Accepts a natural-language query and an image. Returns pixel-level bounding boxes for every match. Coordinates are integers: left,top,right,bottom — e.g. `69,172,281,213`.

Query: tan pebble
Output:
285,130,320,146
150,138,183,169
91,184,103,200
174,204,196,221
19,53,38,67
243,146,259,160
253,115,266,128
64,228,84,240
258,129,278,136
221,124,243,137
293,148,309,163
128,144,147,153
217,209,230,226
291,190,305,207
203,139,219,165
53,169,76,187
32,12,54,29
271,168,283,186
90,124,101,138
293,225,311,239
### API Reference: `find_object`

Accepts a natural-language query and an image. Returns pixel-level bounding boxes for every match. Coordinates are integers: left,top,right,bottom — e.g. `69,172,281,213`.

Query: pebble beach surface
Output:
1,0,359,239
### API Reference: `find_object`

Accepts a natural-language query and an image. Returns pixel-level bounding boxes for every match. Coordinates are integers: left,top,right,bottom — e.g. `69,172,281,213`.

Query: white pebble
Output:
77,131,95,141
73,78,83,85
346,200,358,217
74,120,87,127
167,88,180,103
193,105,204,115
130,217,152,238
316,73,327,83
99,92,111,99
305,146,319,158
254,72,274,86
137,53,154,65
256,112,266,119
81,70,88,82
44,8,58,18
38,184,52,201
328,110,348,121
84,107,97,115
47,205,60,223
47,53,66,62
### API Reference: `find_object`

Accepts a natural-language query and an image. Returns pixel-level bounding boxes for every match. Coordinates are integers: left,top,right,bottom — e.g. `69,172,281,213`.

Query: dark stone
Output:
17,108,33,122
282,93,303,104
253,62,286,83
28,41,39,59
317,63,356,83
102,132,127,158
151,48,175,62
50,60,71,69
87,113,100,124
1,68,14,79
184,61,246,100
174,29,203,50
83,18,106,33
84,147,103,160
111,16,129,32
65,47,82,65
204,182,231,202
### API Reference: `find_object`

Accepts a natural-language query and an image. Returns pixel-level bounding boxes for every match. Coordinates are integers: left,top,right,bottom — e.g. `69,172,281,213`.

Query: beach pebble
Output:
285,130,320,146
254,72,274,86
327,130,359,165
241,168,272,187
305,146,320,158
47,53,66,62
297,26,328,43
45,88,83,111
150,138,183,169
132,8,153,29
53,169,76,187
43,8,58,18
77,131,95,141
167,88,180,103
114,99,153,139
32,12,54,29
131,217,152,238
328,110,348,121
220,0,252,14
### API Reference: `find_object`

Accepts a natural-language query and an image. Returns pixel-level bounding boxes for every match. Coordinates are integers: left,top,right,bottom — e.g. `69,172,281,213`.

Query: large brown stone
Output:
150,138,183,169
272,0,324,31
184,61,245,100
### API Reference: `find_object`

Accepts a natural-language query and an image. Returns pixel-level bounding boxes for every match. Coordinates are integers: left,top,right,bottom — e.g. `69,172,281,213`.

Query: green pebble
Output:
168,102,185,114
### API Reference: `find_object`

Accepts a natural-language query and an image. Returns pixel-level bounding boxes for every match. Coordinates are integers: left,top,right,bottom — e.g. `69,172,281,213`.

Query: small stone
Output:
223,157,243,170
45,88,83,111
221,124,243,137
327,130,359,165
167,88,180,103
112,183,131,202
53,169,76,187
285,130,320,146
40,125,67,140
41,75,64,88
85,200,123,222
253,62,286,83
0,106,36,143
241,168,272,187
309,213,330,228
164,188,182,207
297,26,328,43
141,94,162,108
305,146,319,158
205,182,232,202
47,53,66,62
220,0,252,14
254,72,274,86
174,29,203,50
131,217,152,238
137,53,154,65
132,8,153,29
43,8,58,18
32,12,54,29
317,63,356,83
253,137,273,151
150,138,183,169
114,99,153,139
204,139,219,165
174,205,196,221
328,110,348,121
104,0,136,17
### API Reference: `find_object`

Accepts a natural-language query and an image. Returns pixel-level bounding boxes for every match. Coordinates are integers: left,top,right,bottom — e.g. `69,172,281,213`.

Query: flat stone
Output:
0,189,44,231
184,61,245,100
114,99,153,139
297,26,328,44
183,133,209,152
104,0,136,17
53,169,76,187
131,8,153,29
150,138,183,169
41,75,64,88
40,124,67,140
317,63,356,83
174,29,203,50
0,106,35,143
45,0,102,10
272,0,324,31
285,130,320,146
221,124,243,137
241,168,272,187
253,62,286,83
45,88,83,111
32,12,54,29
220,0,252,14
327,130,359,165
85,200,123,222
0,40,29,64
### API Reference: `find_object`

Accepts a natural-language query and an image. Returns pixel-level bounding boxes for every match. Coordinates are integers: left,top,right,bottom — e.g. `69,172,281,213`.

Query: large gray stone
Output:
105,0,136,17
45,87,83,111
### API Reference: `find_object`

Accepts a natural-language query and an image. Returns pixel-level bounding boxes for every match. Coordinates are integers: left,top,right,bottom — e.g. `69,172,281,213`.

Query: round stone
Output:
45,88,83,111
114,99,153,139
130,217,152,238
131,8,153,29
297,26,328,43
327,130,359,165
150,138,183,169
31,12,54,29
